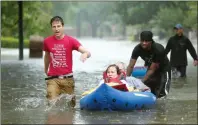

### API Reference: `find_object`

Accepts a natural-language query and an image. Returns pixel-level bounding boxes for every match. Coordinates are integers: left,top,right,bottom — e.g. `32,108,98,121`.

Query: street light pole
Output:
18,1,23,60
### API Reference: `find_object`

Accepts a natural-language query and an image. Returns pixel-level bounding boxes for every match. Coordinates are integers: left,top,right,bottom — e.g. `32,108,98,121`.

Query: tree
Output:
183,2,197,30
1,1,19,37
113,1,133,37
113,1,189,39
75,2,114,37
1,1,53,38
150,2,194,38
51,1,79,24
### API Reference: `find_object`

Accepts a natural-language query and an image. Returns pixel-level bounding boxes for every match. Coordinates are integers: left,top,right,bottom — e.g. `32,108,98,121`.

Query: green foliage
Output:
1,37,29,48
113,1,196,38
52,2,78,21
75,2,115,37
183,2,197,30
1,1,53,38
128,2,159,25
150,2,196,37
22,1,53,37
64,2,79,26
113,1,175,25
113,1,132,25
153,7,184,30
1,1,18,37
1,1,197,39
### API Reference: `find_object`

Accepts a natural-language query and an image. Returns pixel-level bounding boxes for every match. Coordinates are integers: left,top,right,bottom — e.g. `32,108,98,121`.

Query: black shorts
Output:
144,71,171,98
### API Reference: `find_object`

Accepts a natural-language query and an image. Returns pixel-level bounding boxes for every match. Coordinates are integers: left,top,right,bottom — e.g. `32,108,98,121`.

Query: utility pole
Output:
18,1,23,60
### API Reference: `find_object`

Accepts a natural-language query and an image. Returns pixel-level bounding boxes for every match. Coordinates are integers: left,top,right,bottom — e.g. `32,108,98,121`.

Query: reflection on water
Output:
46,109,74,124
1,39,197,124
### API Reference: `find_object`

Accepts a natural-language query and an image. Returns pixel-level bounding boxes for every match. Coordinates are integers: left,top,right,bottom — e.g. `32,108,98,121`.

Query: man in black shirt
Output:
126,31,171,98
165,24,198,78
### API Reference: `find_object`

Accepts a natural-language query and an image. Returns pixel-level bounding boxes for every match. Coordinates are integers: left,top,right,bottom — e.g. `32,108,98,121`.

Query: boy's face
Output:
51,21,64,38
107,67,118,78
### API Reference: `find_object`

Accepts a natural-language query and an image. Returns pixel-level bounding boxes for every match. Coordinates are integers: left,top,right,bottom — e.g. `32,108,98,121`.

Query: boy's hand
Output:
80,53,88,62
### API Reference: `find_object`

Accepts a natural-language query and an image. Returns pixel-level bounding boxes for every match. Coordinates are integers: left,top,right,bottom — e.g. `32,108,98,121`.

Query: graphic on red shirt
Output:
50,44,68,68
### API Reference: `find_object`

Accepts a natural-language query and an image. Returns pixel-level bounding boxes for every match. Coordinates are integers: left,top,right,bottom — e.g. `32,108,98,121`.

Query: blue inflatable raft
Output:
80,83,156,111
132,66,147,78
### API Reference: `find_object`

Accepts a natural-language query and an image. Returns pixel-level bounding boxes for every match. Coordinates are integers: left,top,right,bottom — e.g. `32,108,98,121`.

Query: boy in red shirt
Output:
43,16,91,107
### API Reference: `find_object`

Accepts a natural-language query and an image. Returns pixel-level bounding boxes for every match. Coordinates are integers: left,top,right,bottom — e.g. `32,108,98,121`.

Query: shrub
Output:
1,37,29,48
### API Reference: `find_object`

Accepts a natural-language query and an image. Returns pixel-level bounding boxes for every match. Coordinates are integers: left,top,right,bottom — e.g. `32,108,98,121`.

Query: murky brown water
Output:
1,39,197,124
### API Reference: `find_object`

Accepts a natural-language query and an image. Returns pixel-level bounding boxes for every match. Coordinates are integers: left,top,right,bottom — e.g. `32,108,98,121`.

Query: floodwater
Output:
1,38,197,124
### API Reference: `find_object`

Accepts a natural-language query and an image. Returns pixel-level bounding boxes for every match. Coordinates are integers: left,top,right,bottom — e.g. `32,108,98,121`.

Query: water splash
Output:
15,97,45,111
45,94,75,111
171,68,181,78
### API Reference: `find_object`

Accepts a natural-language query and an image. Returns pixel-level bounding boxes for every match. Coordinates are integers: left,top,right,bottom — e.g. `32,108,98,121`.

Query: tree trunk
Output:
91,23,97,38
76,12,81,38
122,24,126,39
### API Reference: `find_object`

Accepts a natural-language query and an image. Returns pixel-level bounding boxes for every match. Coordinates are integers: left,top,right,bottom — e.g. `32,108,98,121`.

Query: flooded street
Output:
1,38,197,124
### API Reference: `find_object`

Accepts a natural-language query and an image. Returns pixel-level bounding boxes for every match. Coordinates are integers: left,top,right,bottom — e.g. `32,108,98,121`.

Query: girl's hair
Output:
105,64,121,75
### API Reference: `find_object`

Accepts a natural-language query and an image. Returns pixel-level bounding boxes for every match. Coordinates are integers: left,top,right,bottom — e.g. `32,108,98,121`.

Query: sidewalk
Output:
1,48,43,60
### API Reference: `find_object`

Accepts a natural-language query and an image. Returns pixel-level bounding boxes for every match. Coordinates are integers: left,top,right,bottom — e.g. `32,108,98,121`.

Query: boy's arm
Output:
44,51,50,75
78,46,91,62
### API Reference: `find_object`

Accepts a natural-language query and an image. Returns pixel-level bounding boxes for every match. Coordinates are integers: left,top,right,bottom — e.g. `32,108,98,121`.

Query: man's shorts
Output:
46,77,75,107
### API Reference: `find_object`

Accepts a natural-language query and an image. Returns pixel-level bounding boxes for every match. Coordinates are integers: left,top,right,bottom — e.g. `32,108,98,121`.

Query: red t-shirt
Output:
43,35,81,76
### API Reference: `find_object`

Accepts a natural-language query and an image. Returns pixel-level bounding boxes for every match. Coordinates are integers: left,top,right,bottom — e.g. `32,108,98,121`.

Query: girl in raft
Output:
82,63,150,96
98,64,130,89
99,63,150,92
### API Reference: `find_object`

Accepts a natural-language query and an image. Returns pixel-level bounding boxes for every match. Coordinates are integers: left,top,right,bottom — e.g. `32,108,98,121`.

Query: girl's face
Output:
106,66,118,78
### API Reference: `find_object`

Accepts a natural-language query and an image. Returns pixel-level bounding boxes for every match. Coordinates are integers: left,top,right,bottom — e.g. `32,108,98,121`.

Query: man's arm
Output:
126,59,137,76
44,51,50,75
142,45,163,82
186,38,198,61
142,62,159,82
78,46,91,62
126,45,140,76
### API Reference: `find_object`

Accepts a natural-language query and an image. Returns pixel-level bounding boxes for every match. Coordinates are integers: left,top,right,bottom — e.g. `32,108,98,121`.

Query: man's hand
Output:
193,60,198,66
142,62,158,82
